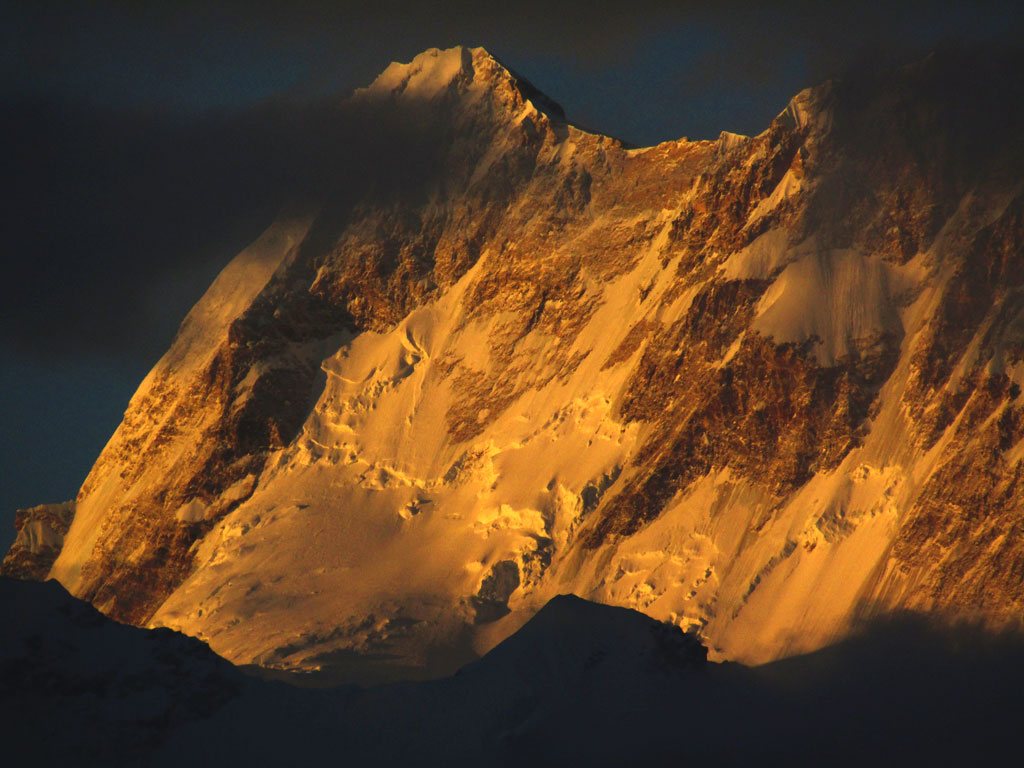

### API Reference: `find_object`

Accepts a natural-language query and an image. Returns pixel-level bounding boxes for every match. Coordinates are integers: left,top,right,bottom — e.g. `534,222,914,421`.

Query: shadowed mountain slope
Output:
4,578,1024,766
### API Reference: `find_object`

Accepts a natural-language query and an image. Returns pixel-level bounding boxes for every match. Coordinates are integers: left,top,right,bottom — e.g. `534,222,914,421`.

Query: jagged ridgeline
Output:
5,45,1024,682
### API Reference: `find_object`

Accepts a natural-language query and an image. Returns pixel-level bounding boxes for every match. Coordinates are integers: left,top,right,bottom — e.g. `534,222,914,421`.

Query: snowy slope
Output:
8,45,1024,683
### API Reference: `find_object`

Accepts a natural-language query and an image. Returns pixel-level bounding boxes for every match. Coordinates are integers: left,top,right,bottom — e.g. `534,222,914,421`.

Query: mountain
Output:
0,577,245,764
4,45,1024,683
5,577,1024,766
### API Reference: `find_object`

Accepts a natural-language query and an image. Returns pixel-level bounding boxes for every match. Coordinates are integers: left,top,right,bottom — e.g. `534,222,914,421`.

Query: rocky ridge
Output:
5,45,1024,679
0,578,244,764
5,576,1024,767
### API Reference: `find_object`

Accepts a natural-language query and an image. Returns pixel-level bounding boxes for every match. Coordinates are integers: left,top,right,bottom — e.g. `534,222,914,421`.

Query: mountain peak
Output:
359,45,480,101
356,45,566,122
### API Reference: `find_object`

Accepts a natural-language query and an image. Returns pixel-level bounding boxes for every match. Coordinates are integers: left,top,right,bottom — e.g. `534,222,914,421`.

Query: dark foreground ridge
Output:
3,577,1024,766
0,578,245,764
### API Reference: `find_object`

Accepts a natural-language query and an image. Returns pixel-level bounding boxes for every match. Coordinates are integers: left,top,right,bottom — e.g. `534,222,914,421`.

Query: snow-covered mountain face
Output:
6,45,1024,680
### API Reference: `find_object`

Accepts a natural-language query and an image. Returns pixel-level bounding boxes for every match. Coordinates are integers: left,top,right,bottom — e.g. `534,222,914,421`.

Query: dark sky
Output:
2,0,1023,548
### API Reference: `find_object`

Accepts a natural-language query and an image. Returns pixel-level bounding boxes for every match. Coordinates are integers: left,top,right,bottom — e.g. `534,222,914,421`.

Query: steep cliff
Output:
9,45,1024,680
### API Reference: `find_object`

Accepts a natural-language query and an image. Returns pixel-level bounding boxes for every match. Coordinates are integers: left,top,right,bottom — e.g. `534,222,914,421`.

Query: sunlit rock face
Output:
1,502,74,580
21,45,1024,680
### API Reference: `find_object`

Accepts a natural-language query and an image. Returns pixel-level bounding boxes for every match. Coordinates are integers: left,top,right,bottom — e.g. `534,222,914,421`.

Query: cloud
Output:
2,0,1022,365
0,88,453,362
1,96,278,362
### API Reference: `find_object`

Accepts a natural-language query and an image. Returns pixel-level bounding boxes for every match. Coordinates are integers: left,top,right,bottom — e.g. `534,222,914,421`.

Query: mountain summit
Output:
357,46,566,120
5,45,1024,681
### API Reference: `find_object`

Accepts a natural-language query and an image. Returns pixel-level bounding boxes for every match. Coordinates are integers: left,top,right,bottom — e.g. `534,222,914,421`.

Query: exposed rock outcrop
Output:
0,501,74,580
